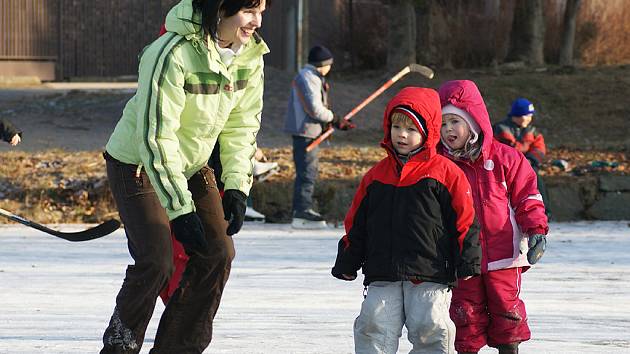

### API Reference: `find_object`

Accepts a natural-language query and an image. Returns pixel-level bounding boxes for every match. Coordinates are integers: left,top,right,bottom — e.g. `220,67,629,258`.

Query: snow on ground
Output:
1,221,629,354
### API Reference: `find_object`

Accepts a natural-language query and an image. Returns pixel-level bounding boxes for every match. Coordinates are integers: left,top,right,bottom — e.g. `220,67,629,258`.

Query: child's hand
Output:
527,234,547,264
331,268,356,281
9,134,21,146
332,115,356,131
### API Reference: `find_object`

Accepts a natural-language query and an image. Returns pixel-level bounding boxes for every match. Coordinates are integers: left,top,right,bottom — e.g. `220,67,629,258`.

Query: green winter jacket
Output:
106,0,269,220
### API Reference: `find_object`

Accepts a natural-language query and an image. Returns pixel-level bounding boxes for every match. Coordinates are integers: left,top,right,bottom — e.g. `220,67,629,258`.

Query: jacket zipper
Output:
463,159,487,273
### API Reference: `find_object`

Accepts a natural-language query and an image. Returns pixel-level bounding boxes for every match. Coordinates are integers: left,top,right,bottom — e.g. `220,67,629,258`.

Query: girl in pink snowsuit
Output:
437,80,548,354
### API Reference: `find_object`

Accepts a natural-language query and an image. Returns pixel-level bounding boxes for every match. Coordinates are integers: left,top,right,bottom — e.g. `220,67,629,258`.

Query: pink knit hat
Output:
442,104,480,144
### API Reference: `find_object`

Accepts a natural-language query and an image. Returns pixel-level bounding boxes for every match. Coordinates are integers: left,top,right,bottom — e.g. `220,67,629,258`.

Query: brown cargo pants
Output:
101,153,235,354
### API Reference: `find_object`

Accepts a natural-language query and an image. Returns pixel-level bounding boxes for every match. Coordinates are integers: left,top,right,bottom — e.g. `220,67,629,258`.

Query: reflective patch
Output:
235,68,252,91
235,79,248,91
484,159,495,171
185,72,222,94
184,83,219,94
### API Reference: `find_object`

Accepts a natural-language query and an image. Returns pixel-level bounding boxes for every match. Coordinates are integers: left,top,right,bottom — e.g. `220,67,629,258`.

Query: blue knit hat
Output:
308,45,334,67
509,98,535,117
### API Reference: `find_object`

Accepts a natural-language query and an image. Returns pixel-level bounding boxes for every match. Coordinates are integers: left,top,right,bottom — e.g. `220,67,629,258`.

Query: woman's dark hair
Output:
193,0,269,42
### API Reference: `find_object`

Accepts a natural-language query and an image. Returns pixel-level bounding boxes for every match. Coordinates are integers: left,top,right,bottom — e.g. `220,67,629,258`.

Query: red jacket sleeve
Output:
504,146,549,236
524,133,546,166
495,130,517,148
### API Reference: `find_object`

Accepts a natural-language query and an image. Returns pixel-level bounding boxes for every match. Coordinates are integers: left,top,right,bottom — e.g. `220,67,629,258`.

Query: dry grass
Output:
1,65,629,224
0,146,626,224
0,150,116,224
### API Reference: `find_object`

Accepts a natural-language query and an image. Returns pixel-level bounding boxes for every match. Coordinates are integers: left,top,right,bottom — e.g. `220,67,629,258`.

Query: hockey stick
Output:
305,64,435,152
0,207,121,242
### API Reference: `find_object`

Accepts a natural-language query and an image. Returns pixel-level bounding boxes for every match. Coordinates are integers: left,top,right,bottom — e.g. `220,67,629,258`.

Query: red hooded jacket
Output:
332,87,481,286
438,80,548,273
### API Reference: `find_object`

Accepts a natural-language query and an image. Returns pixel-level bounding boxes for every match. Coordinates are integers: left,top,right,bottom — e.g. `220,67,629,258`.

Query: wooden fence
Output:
0,0,297,80
57,0,179,78
0,0,59,60
3,0,627,80
0,0,377,79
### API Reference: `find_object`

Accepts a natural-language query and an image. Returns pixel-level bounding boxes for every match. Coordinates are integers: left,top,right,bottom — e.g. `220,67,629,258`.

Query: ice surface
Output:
1,221,629,353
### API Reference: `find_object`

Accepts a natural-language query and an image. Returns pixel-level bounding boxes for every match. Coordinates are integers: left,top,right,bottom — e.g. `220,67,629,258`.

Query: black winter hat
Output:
308,45,334,67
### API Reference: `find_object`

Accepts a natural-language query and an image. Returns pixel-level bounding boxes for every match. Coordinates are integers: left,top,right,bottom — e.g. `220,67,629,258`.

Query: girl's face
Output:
390,122,424,155
441,113,470,150
217,0,266,48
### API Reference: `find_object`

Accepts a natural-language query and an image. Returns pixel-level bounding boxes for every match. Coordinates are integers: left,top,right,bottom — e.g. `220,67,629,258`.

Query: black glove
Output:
332,115,356,131
222,189,247,236
171,212,207,254
527,234,546,264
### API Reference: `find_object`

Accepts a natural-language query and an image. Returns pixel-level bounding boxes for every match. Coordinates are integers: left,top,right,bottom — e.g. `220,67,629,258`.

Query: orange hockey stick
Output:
305,64,434,152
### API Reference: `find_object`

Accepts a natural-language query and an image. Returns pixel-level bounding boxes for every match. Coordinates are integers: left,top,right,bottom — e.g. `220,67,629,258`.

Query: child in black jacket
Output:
332,87,481,353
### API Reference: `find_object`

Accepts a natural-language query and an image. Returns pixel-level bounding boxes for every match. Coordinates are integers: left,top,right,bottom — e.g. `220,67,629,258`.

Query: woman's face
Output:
441,113,471,150
217,0,266,48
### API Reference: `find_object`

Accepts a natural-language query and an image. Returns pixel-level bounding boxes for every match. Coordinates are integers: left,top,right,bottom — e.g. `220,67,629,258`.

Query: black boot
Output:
497,342,519,354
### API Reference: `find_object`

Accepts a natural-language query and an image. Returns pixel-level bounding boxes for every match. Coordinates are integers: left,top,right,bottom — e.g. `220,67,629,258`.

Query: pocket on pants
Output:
199,167,219,192
120,167,156,198
189,167,223,218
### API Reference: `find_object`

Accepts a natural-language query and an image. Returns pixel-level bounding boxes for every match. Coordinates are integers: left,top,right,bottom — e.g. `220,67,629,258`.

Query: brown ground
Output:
3,65,630,152
0,65,628,223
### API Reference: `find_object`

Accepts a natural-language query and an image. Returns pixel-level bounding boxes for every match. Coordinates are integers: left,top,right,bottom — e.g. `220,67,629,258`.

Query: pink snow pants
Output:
450,267,530,352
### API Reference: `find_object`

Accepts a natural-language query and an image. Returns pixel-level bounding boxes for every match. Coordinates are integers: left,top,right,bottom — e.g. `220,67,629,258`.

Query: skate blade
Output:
254,167,280,183
291,218,327,230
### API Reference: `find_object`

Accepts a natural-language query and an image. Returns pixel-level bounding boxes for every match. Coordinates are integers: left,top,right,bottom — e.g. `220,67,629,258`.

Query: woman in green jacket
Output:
101,0,269,352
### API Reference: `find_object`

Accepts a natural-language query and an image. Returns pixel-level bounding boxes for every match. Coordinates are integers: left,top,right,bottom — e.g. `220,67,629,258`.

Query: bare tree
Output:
506,0,545,65
559,0,582,66
387,0,416,72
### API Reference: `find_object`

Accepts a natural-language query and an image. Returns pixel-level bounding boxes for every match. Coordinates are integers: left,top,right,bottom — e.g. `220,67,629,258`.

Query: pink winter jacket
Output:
438,80,548,273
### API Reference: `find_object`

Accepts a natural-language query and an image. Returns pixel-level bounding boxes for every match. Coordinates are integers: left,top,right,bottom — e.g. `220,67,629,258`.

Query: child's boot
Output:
497,342,519,354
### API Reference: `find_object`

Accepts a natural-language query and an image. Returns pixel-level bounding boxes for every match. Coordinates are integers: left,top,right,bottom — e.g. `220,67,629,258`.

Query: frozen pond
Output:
1,221,629,353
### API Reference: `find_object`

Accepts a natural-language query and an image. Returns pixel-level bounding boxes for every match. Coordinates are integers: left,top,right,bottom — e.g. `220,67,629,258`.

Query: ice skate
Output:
245,206,265,222
253,161,279,182
291,209,327,229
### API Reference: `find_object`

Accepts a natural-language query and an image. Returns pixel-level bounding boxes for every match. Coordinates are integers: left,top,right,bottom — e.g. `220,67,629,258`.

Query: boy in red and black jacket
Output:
332,87,481,353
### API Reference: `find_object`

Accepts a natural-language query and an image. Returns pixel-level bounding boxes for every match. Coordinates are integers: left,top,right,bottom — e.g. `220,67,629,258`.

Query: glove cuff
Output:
226,189,247,202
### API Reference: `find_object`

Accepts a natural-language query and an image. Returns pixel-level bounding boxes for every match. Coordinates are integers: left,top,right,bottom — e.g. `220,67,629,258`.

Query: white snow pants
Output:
354,281,455,354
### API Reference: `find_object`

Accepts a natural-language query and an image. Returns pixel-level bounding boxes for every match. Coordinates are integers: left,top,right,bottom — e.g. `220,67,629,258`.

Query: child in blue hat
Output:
493,98,551,217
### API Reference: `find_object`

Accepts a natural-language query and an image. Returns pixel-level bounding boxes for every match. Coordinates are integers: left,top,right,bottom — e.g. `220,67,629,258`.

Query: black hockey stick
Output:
0,207,121,242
